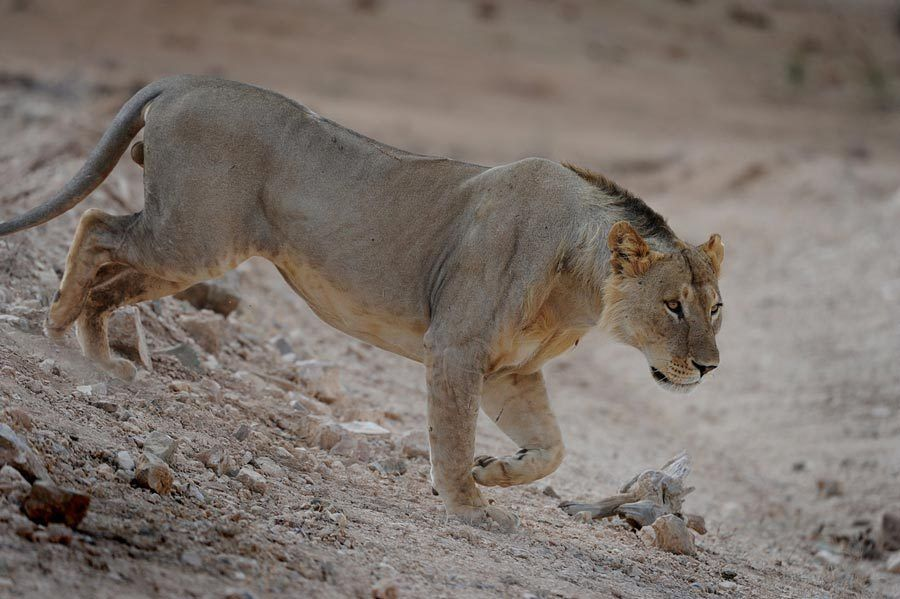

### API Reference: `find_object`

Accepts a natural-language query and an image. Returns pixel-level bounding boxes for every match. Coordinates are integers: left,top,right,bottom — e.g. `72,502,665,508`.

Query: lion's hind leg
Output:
45,208,140,340
472,371,564,487
75,268,189,380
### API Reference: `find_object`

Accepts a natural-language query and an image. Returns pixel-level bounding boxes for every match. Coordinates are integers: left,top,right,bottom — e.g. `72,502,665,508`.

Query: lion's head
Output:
601,221,724,393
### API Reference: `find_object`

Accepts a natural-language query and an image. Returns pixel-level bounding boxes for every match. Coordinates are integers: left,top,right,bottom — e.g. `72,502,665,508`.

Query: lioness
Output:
0,76,723,531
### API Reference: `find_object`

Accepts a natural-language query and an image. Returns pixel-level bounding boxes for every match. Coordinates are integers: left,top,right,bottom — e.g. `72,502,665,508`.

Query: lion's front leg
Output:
472,371,564,488
424,340,519,532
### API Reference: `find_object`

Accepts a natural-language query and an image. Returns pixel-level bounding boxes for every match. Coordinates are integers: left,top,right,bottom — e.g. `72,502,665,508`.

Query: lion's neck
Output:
566,214,681,290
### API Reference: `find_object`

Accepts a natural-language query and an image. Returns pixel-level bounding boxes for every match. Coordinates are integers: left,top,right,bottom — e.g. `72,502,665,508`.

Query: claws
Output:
473,455,497,468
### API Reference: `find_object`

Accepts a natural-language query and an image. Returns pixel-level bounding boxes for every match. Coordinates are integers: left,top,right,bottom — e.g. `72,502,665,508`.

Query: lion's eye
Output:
711,302,722,316
665,300,683,318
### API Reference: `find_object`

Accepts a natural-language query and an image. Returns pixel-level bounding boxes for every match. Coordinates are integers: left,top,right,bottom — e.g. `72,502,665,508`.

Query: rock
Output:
638,524,656,545
3,408,33,431
95,463,114,479
179,312,224,354
44,523,73,545
108,306,152,370
685,513,707,535
116,450,135,472
331,436,372,462
817,479,843,498
815,549,842,567
12,513,36,540
288,392,329,415
234,423,251,441
253,457,285,478
295,360,344,403
92,382,109,396
0,423,51,482
22,480,90,527
144,431,178,464
159,343,203,372
38,358,59,376
399,430,429,459
650,515,696,556
199,446,238,477
574,510,593,524
339,421,390,437
886,551,900,574
307,416,344,450
0,314,27,330
187,483,205,503
236,466,268,493
175,275,241,317
223,590,256,599
372,457,407,476
0,464,31,501
181,550,203,568
718,580,737,591
542,485,560,499
881,511,900,552
371,578,399,599
201,378,223,401
92,401,118,413
270,336,294,356
134,453,174,495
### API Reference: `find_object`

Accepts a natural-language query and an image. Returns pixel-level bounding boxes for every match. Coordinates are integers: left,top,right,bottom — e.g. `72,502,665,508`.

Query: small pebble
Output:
134,452,174,495
117,450,135,472
718,580,736,591
236,466,268,494
144,431,179,464
234,424,251,441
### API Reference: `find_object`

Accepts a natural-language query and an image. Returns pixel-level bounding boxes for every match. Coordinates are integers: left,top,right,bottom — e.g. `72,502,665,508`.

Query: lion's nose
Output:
692,360,717,377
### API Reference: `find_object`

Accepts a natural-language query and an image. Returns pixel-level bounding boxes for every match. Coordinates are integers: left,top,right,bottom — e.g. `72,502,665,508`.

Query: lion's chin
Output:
650,367,699,394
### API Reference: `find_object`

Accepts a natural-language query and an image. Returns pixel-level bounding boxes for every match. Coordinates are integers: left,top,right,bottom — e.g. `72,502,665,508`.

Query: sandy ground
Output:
1,0,900,597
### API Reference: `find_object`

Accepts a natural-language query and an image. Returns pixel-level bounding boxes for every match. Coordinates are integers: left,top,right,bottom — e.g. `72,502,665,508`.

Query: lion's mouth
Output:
650,367,698,393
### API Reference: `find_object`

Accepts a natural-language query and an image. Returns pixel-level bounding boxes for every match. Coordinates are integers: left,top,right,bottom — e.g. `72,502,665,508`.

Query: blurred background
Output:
1,1,900,597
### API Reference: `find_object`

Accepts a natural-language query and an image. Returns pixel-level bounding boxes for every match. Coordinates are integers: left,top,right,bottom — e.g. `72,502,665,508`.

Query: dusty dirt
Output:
1,0,900,597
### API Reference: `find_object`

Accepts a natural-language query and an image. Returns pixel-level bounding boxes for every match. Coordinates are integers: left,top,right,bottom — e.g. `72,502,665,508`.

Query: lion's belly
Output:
277,261,427,362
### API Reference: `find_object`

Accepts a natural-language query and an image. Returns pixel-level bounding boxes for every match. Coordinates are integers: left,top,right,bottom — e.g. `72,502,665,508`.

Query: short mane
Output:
562,162,675,243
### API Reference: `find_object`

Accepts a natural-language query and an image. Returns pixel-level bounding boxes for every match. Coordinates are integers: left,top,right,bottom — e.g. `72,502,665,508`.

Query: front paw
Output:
44,318,69,343
472,453,514,487
446,503,519,533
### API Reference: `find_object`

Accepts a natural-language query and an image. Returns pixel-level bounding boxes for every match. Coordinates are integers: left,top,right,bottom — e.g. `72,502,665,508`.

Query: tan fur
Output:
0,77,724,532
603,223,724,391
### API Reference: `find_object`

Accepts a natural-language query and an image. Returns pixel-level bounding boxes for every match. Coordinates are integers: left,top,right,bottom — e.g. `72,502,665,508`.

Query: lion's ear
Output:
699,233,724,276
608,221,658,277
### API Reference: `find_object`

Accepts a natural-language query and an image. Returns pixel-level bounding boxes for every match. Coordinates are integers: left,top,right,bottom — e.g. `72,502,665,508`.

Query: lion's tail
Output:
0,78,172,236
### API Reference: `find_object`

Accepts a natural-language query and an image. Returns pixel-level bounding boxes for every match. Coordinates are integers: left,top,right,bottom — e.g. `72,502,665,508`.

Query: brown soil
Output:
1,1,899,597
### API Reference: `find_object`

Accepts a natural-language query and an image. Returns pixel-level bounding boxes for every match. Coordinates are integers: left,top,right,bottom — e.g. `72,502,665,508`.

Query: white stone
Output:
116,450,135,472
339,421,390,437
144,431,179,464
885,551,900,574
236,466,268,493
253,457,284,478
815,549,841,567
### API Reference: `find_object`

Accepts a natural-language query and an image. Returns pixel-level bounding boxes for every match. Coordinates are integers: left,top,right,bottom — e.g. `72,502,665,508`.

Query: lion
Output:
0,76,724,531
